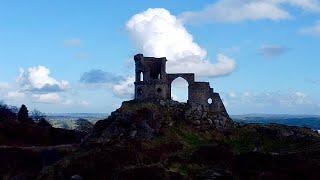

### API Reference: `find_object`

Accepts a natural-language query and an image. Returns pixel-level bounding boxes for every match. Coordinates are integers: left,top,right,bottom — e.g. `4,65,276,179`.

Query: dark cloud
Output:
29,84,65,93
80,69,124,84
259,44,290,58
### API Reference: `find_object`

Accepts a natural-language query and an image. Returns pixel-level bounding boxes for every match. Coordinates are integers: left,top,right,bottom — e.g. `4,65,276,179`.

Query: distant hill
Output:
46,113,107,121
46,113,108,129
231,114,320,130
46,113,320,131
37,100,320,180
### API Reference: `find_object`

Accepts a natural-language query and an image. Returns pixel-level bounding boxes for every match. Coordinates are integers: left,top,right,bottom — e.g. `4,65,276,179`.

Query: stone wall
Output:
133,54,228,114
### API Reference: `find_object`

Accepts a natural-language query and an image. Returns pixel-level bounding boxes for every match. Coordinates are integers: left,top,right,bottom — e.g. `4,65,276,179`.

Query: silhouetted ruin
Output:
133,54,227,113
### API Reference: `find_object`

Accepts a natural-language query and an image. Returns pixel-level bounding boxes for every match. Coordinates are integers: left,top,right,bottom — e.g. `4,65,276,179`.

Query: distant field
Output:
45,113,320,131
46,113,108,129
232,114,320,130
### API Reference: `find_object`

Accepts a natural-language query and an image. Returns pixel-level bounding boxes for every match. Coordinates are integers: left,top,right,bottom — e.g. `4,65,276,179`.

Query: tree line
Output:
0,101,51,126
0,101,94,132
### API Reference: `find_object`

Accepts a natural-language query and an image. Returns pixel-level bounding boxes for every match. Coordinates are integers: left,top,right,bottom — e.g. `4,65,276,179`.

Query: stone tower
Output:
133,54,228,114
134,54,170,100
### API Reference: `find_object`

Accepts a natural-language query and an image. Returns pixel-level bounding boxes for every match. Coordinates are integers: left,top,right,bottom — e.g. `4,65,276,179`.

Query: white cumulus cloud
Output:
61,99,90,106
112,76,135,98
180,0,291,23
18,66,69,93
126,8,236,77
285,0,320,12
4,91,26,100
33,93,61,104
180,0,320,24
0,82,9,89
80,100,90,106
225,91,313,107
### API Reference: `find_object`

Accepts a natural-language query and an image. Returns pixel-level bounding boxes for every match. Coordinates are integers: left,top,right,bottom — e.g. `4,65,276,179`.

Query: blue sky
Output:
0,0,320,115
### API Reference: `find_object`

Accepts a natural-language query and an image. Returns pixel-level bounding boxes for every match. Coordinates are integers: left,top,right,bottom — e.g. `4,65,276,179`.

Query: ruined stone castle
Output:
133,54,227,114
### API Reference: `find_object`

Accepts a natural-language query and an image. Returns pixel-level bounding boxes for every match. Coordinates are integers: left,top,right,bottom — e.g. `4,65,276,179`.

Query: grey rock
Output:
194,120,201,126
129,130,137,138
71,175,83,180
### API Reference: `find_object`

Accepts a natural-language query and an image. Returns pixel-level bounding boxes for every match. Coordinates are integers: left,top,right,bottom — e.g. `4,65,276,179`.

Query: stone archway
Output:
170,77,189,102
167,73,195,86
167,73,195,102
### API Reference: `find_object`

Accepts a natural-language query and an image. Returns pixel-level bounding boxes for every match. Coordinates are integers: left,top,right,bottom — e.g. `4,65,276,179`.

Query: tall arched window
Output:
140,72,143,81
171,77,188,102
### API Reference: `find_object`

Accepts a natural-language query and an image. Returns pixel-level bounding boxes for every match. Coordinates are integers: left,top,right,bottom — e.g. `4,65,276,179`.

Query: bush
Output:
75,118,94,133
0,101,17,121
37,118,52,127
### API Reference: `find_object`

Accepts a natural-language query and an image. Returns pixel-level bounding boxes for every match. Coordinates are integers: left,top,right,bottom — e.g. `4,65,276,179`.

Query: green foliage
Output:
223,125,312,154
75,118,94,133
171,126,212,150
173,128,200,147
259,136,305,153
169,162,203,177
38,118,52,127
223,129,257,153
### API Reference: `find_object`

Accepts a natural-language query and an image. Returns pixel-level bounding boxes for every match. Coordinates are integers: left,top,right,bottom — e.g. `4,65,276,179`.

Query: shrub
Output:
0,101,17,121
75,118,94,133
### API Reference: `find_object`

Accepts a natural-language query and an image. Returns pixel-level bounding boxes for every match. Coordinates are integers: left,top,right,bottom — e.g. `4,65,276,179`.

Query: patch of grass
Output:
171,127,211,149
224,139,255,154
223,128,257,153
223,126,308,153
260,136,304,152
168,162,203,176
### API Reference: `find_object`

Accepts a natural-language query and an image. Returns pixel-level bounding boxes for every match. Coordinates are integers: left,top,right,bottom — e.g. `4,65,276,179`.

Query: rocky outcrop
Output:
83,100,233,147
12,100,320,180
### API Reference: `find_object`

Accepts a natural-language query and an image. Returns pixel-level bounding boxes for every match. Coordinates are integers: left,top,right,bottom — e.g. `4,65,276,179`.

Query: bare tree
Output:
31,109,46,122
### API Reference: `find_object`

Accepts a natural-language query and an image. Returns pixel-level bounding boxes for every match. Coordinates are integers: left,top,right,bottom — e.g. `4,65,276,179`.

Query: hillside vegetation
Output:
37,100,320,180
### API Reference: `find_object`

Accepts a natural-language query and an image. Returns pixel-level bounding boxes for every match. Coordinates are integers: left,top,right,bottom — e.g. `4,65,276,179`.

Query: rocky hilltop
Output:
86,100,232,144
36,100,320,180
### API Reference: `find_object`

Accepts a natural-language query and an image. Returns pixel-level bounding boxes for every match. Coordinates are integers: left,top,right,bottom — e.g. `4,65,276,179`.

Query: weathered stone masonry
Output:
134,54,227,114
